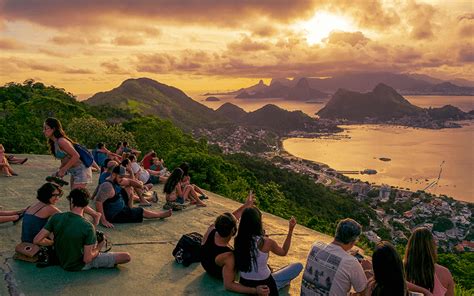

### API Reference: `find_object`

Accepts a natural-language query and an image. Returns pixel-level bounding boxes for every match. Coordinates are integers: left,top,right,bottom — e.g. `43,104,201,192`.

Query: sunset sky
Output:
0,0,472,98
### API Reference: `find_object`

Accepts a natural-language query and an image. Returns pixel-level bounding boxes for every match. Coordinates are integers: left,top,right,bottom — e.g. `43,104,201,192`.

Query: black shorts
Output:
110,207,144,223
240,275,278,296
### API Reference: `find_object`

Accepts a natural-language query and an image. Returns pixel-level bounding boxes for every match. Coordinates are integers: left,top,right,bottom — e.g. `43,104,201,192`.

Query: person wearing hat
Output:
200,192,269,295
95,165,172,228
34,188,131,271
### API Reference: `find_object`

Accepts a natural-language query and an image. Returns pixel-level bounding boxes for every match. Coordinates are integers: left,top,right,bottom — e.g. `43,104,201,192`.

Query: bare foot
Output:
160,209,173,218
196,202,207,207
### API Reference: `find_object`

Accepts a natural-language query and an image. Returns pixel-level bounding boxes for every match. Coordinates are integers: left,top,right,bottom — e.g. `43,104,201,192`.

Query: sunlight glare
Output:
296,11,356,45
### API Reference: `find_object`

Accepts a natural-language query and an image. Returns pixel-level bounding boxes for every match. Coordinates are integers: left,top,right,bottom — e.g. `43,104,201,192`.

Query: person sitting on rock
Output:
301,218,371,296
34,188,131,271
0,144,17,177
21,183,62,243
234,207,303,295
124,156,155,206
179,162,208,200
140,150,156,170
201,192,269,295
147,157,169,184
117,141,140,158
95,165,171,228
163,168,206,208
92,143,121,170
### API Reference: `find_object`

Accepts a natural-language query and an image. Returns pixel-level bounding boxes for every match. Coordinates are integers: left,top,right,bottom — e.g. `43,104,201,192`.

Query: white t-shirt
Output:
301,242,367,296
131,162,150,183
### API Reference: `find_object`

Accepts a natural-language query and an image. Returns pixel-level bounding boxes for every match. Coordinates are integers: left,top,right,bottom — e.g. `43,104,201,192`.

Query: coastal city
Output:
201,125,473,253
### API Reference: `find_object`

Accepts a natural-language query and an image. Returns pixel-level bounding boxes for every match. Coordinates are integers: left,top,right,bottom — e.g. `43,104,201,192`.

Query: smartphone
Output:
353,252,364,262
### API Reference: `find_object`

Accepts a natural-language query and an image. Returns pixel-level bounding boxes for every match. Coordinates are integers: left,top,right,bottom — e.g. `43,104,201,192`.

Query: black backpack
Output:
172,232,203,267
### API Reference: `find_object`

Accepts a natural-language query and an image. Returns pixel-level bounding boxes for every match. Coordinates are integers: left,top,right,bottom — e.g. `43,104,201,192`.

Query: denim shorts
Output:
68,163,92,184
82,252,116,270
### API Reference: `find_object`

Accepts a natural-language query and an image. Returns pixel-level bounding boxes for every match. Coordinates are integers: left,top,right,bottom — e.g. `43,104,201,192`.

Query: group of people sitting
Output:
1,117,455,295
199,192,455,296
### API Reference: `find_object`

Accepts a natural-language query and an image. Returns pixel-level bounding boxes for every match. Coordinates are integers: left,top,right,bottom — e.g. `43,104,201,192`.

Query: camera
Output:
45,176,69,187
96,230,105,243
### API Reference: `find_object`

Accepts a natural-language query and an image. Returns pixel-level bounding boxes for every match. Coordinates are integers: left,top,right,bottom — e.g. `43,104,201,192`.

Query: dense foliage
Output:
1,81,472,293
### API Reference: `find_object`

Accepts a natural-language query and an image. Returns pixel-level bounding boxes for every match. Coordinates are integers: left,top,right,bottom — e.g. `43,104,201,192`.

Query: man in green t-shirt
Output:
34,188,131,271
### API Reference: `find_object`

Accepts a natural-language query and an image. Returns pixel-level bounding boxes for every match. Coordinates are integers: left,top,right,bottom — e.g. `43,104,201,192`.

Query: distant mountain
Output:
243,104,318,132
205,96,220,101
215,103,247,122
216,103,335,133
317,84,471,125
236,78,328,101
317,83,424,120
85,78,229,130
286,78,328,101
213,72,474,97
427,105,470,120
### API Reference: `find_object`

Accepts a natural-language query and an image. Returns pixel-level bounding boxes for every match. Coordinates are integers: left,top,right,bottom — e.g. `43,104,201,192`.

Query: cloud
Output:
0,38,24,49
63,68,94,74
323,31,369,46
227,36,271,52
101,61,130,74
458,45,474,63
113,34,145,46
0,0,317,28
251,25,279,37
38,48,70,58
50,34,102,45
405,0,437,40
457,13,474,38
327,0,400,30
1,57,94,74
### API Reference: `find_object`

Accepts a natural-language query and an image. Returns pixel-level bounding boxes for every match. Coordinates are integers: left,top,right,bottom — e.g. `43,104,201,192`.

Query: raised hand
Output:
289,216,297,230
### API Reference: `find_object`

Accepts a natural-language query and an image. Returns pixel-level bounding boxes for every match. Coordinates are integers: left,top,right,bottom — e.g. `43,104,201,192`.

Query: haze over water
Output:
284,123,474,202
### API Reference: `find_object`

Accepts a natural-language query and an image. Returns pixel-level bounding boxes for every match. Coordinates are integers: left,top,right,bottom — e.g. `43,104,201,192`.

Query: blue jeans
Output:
273,262,304,290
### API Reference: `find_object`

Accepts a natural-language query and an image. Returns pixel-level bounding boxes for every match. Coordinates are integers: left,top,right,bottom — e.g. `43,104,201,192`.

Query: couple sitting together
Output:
201,193,303,296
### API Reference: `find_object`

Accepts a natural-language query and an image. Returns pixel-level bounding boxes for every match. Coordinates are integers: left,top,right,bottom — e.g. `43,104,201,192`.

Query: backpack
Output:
172,232,203,266
73,143,94,168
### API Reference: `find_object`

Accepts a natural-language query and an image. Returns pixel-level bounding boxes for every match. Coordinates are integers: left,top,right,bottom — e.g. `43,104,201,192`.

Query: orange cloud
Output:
113,34,145,46
50,34,102,45
0,37,24,49
0,0,317,28
406,0,437,40
323,31,369,46
227,36,271,52
101,61,130,75
458,44,474,63
328,0,400,30
458,13,474,38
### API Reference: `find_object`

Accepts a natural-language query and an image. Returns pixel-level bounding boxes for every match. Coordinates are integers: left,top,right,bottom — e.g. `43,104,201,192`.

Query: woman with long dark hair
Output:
404,228,454,296
234,207,302,295
43,117,91,189
163,168,206,207
43,117,100,224
367,241,406,296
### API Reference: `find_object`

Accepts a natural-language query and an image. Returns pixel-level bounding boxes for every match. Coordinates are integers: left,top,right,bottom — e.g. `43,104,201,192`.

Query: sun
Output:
295,11,356,45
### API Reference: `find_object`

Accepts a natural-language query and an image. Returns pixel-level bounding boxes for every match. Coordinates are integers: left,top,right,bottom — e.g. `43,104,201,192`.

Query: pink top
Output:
433,273,447,296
